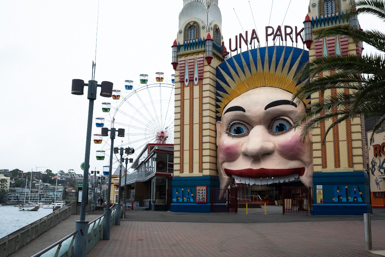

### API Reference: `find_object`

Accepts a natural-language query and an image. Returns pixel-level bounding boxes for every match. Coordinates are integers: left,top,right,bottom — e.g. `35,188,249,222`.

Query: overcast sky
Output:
0,0,380,175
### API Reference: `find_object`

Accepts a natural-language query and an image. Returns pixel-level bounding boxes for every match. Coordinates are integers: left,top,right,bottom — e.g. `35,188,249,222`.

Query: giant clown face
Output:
216,87,313,191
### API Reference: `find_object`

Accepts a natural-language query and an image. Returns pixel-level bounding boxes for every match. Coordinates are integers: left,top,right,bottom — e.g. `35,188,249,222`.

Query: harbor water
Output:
0,206,53,238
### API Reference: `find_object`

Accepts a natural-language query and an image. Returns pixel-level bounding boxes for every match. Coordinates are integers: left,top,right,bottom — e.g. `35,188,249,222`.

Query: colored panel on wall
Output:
312,172,372,215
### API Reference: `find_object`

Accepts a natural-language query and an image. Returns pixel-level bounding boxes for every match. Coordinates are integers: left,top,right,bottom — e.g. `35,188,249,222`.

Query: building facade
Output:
171,0,226,212
0,174,10,191
168,0,373,215
306,0,371,215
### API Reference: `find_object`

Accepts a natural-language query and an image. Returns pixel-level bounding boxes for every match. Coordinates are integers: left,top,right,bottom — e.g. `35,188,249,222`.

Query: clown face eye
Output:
227,122,249,137
270,118,292,133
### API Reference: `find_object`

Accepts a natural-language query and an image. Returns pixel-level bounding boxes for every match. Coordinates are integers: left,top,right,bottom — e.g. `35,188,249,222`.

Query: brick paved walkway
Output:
88,208,385,257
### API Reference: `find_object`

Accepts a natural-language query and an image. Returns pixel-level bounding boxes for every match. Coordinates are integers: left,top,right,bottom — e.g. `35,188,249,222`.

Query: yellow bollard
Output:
246,203,248,215
264,203,267,215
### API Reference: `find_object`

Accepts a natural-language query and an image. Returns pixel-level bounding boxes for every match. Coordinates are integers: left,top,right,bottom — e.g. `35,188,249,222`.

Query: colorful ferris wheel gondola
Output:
103,165,109,176
102,102,111,112
95,117,105,127
93,134,102,144
156,72,164,82
125,80,134,90
96,150,105,160
112,89,121,100
140,74,148,84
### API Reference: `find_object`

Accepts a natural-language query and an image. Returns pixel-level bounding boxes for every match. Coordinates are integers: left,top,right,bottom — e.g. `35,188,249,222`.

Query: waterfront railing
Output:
30,204,117,257
0,202,75,257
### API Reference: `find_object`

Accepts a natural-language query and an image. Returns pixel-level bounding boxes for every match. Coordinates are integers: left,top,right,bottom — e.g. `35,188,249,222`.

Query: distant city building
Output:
0,169,10,177
0,174,10,191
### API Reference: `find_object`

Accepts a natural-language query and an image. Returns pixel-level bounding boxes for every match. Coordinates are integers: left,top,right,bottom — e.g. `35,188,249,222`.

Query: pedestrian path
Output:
9,211,104,257
88,206,385,257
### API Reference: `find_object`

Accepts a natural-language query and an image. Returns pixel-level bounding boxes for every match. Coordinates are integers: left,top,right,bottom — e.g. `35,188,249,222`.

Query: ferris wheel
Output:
92,72,175,173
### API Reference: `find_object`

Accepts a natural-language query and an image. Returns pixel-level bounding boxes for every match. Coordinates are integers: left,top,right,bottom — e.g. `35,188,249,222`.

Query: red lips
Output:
225,167,305,178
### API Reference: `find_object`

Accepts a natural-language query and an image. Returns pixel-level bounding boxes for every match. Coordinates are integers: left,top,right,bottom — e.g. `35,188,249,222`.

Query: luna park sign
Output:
228,25,304,52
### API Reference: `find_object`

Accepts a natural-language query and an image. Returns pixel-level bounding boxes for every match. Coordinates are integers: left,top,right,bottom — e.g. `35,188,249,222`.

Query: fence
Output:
0,202,76,257
211,187,238,213
282,187,312,215
31,205,117,257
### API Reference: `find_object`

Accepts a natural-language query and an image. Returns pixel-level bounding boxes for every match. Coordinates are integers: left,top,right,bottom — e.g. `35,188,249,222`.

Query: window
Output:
188,25,196,41
184,22,199,41
324,0,335,16
214,26,221,45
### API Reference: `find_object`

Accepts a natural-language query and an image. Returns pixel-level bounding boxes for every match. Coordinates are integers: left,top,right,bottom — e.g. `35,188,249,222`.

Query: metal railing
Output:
0,203,75,257
31,231,77,257
30,204,117,257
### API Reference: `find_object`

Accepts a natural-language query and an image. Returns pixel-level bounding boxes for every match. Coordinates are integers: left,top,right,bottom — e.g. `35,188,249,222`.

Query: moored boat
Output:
19,204,40,211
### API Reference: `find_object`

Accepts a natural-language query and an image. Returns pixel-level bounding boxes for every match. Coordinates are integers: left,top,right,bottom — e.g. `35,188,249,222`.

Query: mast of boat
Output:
54,175,58,203
23,174,27,206
29,169,33,203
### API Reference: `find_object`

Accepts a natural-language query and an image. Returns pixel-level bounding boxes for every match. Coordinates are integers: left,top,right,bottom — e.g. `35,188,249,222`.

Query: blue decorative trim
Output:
170,203,212,213
170,176,220,213
312,172,372,215
311,11,349,28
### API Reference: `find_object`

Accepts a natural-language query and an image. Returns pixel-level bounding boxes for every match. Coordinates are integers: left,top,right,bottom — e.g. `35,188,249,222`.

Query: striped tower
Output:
306,0,371,215
170,0,227,212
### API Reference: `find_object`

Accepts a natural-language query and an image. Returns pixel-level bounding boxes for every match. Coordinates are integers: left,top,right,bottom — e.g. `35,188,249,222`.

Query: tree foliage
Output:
10,169,23,178
294,0,385,142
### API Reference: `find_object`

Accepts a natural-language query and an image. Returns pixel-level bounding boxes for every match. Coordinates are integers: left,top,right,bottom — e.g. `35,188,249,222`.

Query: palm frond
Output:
354,0,385,21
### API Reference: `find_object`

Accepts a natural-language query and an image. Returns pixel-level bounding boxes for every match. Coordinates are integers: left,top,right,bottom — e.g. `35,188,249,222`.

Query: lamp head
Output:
71,79,84,95
117,128,125,137
100,81,113,97
101,128,109,137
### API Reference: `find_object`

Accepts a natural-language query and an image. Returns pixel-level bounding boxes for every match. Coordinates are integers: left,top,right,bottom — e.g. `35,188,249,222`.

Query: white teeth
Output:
233,174,300,185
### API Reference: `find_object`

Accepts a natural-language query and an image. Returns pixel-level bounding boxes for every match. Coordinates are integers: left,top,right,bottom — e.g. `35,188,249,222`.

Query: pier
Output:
3,206,385,256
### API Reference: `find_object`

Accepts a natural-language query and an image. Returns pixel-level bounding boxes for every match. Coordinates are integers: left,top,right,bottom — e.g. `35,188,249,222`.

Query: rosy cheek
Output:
277,134,306,160
218,140,241,162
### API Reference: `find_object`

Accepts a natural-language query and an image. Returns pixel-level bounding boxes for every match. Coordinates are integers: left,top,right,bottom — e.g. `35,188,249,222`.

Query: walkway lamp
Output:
71,78,113,257
101,127,125,240
114,147,134,224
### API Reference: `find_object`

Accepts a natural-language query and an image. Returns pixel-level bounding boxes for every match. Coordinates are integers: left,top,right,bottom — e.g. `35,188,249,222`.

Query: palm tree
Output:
294,0,385,142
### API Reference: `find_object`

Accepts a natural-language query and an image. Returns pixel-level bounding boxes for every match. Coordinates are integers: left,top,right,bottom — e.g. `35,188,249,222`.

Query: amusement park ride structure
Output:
93,72,175,173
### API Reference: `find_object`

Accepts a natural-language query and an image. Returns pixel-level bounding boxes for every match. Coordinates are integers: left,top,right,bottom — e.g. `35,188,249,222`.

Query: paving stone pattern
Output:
88,208,385,257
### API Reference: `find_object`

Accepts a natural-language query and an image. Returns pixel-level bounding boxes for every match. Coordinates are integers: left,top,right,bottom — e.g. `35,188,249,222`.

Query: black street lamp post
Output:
101,127,125,239
114,147,134,224
91,169,99,208
71,78,113,257
123,157,133,218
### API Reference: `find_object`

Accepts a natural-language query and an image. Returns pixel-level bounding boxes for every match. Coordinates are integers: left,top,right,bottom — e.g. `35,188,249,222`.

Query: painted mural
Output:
215,46,313,194
368,131,385,192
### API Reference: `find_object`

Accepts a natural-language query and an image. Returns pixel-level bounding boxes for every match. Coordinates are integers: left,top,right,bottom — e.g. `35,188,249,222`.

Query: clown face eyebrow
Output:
224,106,246,115
264,100,297,110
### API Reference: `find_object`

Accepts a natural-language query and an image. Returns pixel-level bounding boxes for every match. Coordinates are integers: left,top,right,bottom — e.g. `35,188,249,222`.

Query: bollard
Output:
246,203,248,215
264,203,266,215
131,201,134,211
364,213,372,251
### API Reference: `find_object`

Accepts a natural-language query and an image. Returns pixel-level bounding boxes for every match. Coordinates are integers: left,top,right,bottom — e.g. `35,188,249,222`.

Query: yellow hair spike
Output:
288,50,305,81
270,47,277,74
282,48,294,76
227,58,242,84
233,56,247,81
217,66,236,89
249,50,257,75
241,53,251,78
276,47,286,76
264,47,269,73
256,48,263,73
